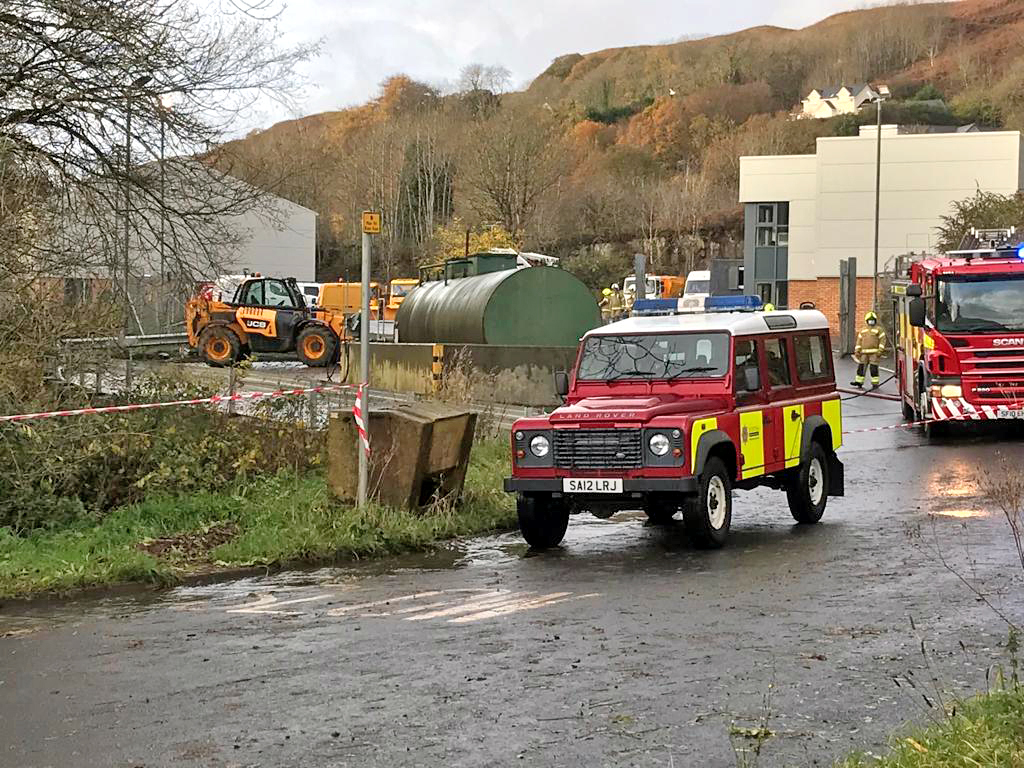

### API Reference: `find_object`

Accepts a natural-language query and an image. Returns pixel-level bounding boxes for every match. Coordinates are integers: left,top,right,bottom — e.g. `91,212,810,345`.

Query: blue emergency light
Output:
1017,243,1024,259
632,295,763,316
705,295,764,312
631,298,679,315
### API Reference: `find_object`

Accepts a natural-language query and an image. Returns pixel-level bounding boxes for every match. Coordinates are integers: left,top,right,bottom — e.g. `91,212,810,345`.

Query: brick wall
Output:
787,277,876,331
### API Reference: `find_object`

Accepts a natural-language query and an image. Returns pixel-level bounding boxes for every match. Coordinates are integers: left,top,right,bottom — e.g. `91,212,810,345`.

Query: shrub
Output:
0,375,324,534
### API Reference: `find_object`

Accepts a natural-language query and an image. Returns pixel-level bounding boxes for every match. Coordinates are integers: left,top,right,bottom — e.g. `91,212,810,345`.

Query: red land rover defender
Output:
504,299,844,549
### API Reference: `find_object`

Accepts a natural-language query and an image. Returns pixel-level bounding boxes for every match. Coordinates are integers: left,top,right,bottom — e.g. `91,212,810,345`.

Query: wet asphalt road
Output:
3,364,1024,768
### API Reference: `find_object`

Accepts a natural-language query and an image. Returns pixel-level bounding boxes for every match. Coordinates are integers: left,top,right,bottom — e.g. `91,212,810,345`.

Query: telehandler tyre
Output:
199,326,241,367
296,326,338,367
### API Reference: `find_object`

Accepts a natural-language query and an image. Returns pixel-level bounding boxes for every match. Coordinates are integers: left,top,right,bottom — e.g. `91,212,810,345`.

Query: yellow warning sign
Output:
361,211,381,234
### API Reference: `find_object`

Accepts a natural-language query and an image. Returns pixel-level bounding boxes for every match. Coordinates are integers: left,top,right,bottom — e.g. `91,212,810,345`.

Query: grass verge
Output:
0,440,515,599
837,687,1024,767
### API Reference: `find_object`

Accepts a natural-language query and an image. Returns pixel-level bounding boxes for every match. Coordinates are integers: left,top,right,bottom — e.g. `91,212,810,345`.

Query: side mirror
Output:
908,297,926,328
906,284,922,297
743,365,761,392
554,371,569,397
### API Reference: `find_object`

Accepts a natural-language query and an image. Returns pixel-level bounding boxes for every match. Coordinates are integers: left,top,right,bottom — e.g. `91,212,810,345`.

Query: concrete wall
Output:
739,129,1024,282
340,343,436,395
337,343,577,407
446,344,578,407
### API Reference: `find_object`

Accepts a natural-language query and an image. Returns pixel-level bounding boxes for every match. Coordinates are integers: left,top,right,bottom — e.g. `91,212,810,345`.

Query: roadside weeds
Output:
835,686,1024,767
0,440,514,599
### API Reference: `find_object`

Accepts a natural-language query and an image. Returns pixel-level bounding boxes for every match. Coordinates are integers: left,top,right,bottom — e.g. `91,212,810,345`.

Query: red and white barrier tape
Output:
0,383,362,424
352,384,371,456
844,399,1024,435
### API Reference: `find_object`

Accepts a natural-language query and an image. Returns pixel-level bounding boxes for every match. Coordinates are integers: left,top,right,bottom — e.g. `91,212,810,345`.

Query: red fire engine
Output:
892,227,1024,433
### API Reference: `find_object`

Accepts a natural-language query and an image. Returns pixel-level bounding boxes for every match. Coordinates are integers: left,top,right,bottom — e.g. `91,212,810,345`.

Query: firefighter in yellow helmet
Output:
607,282,625,321
852,310,887,388
763,302,776,312
599,287,614,324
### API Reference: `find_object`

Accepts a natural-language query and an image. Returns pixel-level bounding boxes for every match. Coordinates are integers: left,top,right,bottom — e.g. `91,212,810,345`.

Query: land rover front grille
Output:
553,429,643,470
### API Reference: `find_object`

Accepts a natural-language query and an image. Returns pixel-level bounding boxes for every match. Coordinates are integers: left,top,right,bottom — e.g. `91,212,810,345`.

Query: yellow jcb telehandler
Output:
186,275,354,367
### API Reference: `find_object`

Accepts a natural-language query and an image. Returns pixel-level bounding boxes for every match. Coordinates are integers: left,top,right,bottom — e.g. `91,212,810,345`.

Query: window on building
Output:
794,334,831,381
764,338,791,387
754,203,789,249
729,266,744,291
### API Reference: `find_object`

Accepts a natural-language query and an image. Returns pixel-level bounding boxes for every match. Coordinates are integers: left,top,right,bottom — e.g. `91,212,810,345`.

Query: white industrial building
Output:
738,126,1024,327
216,195,317,281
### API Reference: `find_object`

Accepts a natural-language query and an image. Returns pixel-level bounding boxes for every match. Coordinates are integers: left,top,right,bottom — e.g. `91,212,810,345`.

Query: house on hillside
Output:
797,84,880,119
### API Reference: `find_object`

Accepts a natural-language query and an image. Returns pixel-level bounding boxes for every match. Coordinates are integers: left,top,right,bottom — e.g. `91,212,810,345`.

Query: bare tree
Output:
460,114,570,238
0,0,314,399
457,63,512,95
0,0,315,289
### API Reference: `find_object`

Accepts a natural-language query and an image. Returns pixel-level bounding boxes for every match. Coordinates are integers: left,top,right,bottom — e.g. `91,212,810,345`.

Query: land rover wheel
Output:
644,496,678,525
683,457,732,548
517,494,569,549
786,441,829,524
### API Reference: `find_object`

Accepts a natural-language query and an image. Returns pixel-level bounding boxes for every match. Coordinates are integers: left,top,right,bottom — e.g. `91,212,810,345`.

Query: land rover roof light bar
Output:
632,295,764,316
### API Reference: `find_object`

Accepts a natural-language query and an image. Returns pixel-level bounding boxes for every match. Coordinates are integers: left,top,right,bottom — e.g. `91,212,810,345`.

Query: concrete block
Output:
328,404,477,510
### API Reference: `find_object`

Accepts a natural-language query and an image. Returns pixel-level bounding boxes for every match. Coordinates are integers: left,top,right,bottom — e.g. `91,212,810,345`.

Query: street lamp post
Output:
124,74,152,336
872,84,890,313
156,93,176,331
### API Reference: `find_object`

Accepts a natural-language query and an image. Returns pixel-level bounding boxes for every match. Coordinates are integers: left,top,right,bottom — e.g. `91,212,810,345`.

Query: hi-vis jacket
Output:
855,326,887,358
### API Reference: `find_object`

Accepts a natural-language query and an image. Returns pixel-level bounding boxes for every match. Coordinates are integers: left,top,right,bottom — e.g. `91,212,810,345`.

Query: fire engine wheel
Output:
199,327,240,368
901,397,915,421
296,326,338,367
918,388,945,438
683,457,732,549
786,441,829,524
517,494,569,550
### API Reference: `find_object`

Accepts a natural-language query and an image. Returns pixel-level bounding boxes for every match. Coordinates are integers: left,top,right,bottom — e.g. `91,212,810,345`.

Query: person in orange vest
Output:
851,311,887,388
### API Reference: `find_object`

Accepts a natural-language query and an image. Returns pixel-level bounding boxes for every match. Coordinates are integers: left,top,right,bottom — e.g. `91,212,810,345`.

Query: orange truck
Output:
384,278,418,321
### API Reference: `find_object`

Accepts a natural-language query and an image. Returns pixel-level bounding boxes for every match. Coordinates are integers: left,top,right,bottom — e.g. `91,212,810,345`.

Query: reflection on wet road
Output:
3,369,1024,768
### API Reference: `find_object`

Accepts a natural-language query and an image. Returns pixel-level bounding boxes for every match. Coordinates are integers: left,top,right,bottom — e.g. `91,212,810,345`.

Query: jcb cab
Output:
504,297,844,549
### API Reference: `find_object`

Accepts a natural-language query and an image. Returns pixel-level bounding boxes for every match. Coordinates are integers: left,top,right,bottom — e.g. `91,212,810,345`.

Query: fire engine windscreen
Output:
936,276,1024,332
577,333,730,380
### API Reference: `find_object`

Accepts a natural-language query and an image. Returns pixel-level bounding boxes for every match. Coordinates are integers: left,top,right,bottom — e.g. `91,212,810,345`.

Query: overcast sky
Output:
247,0,879,130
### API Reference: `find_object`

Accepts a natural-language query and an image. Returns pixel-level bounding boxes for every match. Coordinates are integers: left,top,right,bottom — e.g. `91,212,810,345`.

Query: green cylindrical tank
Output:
396,267,600,347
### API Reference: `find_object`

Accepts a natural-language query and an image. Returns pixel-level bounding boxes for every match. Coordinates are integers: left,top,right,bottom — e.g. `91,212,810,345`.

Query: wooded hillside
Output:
220,0,1024,288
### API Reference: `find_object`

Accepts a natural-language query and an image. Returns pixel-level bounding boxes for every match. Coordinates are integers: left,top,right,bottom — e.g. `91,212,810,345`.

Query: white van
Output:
679,270,711,313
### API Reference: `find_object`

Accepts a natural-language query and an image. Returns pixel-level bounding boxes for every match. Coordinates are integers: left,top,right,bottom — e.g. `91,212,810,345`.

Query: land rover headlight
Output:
649,433,670,456
529,434,551,458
